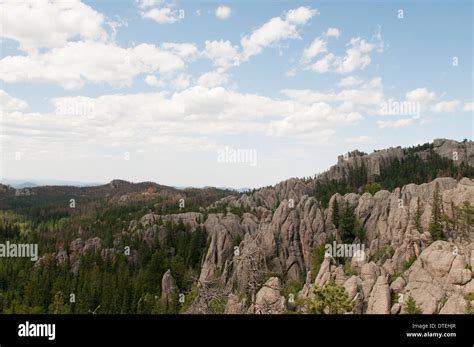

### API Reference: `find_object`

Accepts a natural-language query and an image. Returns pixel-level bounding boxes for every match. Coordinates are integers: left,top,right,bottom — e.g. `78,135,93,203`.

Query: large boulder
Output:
254,277,286,314
366,275,391,314
439,294,466,314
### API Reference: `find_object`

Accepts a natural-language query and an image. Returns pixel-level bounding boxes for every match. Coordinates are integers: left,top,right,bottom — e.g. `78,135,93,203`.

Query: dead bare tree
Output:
184,275,228,314
185,243,271,314
240,246,269,313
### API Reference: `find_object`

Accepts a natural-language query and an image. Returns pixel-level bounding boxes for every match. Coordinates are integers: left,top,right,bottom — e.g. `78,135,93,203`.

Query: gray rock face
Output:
193,174,474,314
343,276,361,301
198,213,244,284
161,212,203,231
319,147,404,183
391,303,401,314
315,139,473,185
390,277,406,294
401,241,474,314
253,277,286,314
224,294,247,314
161,269,178,302
251,178,313,210
70,238,84,258
367,275,391,314
432,138,474,167
83,237,102,253
118,140,473,314
439,294,466,314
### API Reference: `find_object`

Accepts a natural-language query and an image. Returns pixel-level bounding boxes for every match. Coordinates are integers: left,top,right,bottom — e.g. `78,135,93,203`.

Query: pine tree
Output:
338,201,355,244
51,291,65,314
403,295,422,314
414,197,423,232
309,280,354,314
332,198,340,228
459,201,474,235
429,183,445,240
311,242,327,281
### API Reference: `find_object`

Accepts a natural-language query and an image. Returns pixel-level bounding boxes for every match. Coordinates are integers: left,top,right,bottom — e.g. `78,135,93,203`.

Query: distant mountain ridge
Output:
0,179,103,188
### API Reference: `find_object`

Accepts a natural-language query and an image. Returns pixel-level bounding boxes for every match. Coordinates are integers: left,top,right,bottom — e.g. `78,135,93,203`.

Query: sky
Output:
0,0,472,189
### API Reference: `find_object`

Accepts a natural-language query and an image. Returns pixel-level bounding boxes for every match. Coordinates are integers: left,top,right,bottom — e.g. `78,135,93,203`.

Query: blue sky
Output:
0,0,472,188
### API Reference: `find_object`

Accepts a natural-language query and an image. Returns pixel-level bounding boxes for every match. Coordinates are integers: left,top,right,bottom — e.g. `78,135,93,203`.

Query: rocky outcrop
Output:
253,277,286,314
102,140,472,314
366,275,391,314
193,176,474,314
316,138,473,184
400,241,473,314
224,294,247,314
161,269,179,302
318,147,404,183
83,237,102,253
439,294,466,314
198,213,245,284
432,138,474,167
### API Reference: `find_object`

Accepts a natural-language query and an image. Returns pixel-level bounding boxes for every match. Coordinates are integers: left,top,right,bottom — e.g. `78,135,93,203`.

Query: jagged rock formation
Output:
252,277,286,314
189,176,474,314
28,139,474,314
106,138,470,314
161,269,179,303
318,138,473,183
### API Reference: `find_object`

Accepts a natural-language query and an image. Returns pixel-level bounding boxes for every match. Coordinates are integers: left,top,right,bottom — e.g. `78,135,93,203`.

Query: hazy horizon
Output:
2,136,471,190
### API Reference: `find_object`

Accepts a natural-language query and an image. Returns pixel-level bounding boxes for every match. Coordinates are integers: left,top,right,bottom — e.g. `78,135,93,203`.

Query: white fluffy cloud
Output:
0,90,28,112
0,41,195,89
144,75,163,87
405,88,436,103
141,7,180,24
0,0,108,52
308,53,335,73
203,7,318,68
285,6,319,24
1,5,317,92
463,102,474,112
204,40,240,68
171,74,191,90
241,6,317,61
196,71,229,88
2,83,368,159
215,6,231,19
338,76,364,88
324,27,341,38
160,42,199,59
336,37,375,73
431,100,460,113
282,77,383,108
301,38,327,63
144,73,191,90
377,118,414,128
303,30,383,74
136,0,158,9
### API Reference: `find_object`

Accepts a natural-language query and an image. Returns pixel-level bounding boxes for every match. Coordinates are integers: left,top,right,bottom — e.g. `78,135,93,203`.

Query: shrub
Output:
403,255,417,270
343,262,357,277
362,182,382,195
309,280,354,314
311,243,327,281
403,295,422,314
370,245,394,263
